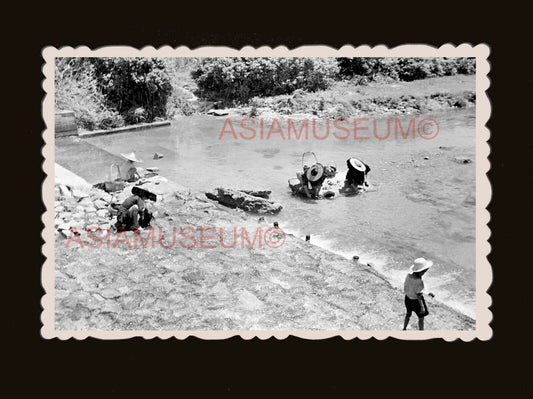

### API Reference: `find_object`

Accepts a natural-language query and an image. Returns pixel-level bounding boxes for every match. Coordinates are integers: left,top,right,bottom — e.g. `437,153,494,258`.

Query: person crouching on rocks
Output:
403,258,435,331
113,192,149,233
343,158,371,192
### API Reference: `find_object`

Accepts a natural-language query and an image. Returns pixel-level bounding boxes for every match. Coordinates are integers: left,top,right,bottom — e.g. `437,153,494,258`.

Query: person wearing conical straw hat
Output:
402,258,435,330
343,157,371,193
120,152,143,182
300,163,325,198
297,161,337,199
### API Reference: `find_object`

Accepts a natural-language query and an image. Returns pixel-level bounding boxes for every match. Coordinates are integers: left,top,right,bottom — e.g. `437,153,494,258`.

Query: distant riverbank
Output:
186,75,475,121
60,71,476,133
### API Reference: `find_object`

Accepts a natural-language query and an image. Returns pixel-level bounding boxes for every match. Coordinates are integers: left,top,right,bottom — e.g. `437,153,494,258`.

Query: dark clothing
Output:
405,295,423,317
138,209,153,228
118,195,145,213
116,207,140,230
346,163,371,186
302,175,327,198
404,295,429,317
116,195,145,230
298,169,327,198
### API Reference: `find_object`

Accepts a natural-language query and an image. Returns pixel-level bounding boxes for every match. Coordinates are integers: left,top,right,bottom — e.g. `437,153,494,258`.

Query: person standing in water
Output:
296,162,337,198
403,258,435,330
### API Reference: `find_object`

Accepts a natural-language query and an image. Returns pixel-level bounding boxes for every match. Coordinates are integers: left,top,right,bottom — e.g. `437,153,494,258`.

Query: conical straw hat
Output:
120,152,143,163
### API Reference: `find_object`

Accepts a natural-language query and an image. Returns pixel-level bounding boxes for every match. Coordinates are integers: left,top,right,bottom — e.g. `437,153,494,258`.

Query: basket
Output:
103,164,125,192
104,181,125,192
301,151,318,169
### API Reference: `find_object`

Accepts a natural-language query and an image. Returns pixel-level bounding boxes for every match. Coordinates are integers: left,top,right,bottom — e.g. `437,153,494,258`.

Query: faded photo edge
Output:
41,44,492,340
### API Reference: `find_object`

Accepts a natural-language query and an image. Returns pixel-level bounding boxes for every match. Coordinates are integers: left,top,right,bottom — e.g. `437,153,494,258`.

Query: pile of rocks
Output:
205,188,282,214
54,183,115,238
54,168,192,238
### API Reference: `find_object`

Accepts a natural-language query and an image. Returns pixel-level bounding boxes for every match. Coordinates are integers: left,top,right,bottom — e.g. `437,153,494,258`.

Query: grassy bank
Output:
165,74,476,121
239,75,476,120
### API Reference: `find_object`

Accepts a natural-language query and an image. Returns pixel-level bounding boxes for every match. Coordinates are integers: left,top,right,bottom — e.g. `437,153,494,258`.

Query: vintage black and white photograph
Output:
42,45,491,339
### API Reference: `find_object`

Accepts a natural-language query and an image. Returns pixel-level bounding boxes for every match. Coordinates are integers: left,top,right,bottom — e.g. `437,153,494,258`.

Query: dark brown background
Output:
6,3,529,395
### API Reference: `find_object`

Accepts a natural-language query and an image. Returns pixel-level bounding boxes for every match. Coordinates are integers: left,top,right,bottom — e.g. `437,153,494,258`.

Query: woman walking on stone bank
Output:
403,258,435,330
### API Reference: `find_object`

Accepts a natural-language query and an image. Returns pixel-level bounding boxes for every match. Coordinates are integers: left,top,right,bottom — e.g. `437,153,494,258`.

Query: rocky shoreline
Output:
54,164,475,331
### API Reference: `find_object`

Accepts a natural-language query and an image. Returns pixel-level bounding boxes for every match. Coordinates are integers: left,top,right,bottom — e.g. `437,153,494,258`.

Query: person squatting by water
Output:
295,162,337,199
120,152,142,183
403,258,435,330
342,157,371,193
112,192,152,233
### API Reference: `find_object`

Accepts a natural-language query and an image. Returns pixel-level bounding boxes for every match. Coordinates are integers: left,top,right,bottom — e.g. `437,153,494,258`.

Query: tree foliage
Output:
55,58,124,130
337,57,475,82
55,57,173,129
91,58,173,123
191,58,339,104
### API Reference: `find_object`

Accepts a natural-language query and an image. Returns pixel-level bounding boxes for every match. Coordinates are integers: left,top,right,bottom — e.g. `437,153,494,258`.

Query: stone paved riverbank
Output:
54,164,475,331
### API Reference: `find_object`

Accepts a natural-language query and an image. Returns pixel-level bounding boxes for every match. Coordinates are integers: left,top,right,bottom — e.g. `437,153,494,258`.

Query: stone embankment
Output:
53,163,189,240
54,164,115,237
53,164,475,331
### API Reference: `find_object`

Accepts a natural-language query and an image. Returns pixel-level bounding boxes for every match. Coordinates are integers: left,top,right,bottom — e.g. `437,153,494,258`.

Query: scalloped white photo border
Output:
41,44,492,340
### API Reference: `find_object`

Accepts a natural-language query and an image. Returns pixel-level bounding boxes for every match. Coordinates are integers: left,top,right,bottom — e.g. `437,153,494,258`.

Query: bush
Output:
56,57,174,130
191,57,339,104
337,57,476,82
55,58,124,130
454,58,476,74
249,105,259,118
167,96,198,117
91,58,173,122
337,58,380,78
161,57,203,117
330,101,353,119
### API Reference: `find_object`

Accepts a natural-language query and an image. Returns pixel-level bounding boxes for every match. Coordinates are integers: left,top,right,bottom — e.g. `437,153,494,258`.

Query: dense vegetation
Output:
337,57,475,82
91,58,172,124
55,57,172,130
55,58,124,130
191,58,339,104
56,57,476,130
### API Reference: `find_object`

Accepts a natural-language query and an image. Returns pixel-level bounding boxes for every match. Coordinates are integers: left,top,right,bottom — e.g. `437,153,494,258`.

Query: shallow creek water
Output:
76,108,477,318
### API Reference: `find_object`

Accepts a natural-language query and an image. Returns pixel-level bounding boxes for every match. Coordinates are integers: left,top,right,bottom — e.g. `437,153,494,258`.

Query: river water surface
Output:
82,109,477,318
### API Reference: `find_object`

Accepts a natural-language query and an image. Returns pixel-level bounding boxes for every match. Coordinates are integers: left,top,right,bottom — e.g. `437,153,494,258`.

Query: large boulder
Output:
206,188,282,214
239,190,271,199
